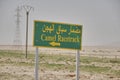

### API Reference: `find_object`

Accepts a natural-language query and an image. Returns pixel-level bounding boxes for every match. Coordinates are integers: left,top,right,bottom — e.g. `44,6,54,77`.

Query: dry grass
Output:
0,47,120,80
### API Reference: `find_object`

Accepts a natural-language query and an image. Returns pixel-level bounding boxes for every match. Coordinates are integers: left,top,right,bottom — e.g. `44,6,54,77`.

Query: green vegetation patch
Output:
0,50,24,58
80,65,111,73
80,56,120,64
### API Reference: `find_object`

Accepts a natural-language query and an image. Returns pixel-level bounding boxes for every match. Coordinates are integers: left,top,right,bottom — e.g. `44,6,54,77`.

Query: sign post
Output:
35,47,39,80
33,20,82,80
76,50,80,80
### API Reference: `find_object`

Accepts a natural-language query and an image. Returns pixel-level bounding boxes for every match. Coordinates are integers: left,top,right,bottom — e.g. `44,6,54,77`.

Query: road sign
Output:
33,20,82,50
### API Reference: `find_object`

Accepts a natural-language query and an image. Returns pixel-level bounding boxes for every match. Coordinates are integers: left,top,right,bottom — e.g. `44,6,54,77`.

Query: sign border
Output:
33,20,82,50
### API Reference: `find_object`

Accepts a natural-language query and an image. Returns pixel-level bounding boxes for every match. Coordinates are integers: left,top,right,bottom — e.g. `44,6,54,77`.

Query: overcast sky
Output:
0,0,120,46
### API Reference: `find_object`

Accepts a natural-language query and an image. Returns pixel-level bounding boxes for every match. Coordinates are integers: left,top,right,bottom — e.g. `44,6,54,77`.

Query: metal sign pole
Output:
35,47,39,80
76,50,80,80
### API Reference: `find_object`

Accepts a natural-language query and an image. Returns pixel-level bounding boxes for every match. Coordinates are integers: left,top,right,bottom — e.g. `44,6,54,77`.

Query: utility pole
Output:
23,5,33,58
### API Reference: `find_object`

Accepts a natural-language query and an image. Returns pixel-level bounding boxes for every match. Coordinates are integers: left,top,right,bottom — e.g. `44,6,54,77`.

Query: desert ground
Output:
0,45,120,80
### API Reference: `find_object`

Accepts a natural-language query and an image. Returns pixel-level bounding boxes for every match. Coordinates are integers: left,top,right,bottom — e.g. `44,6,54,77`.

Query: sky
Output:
0,0,120,46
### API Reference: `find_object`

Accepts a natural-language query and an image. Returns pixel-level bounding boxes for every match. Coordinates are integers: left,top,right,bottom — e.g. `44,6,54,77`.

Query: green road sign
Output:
33,20,82,50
